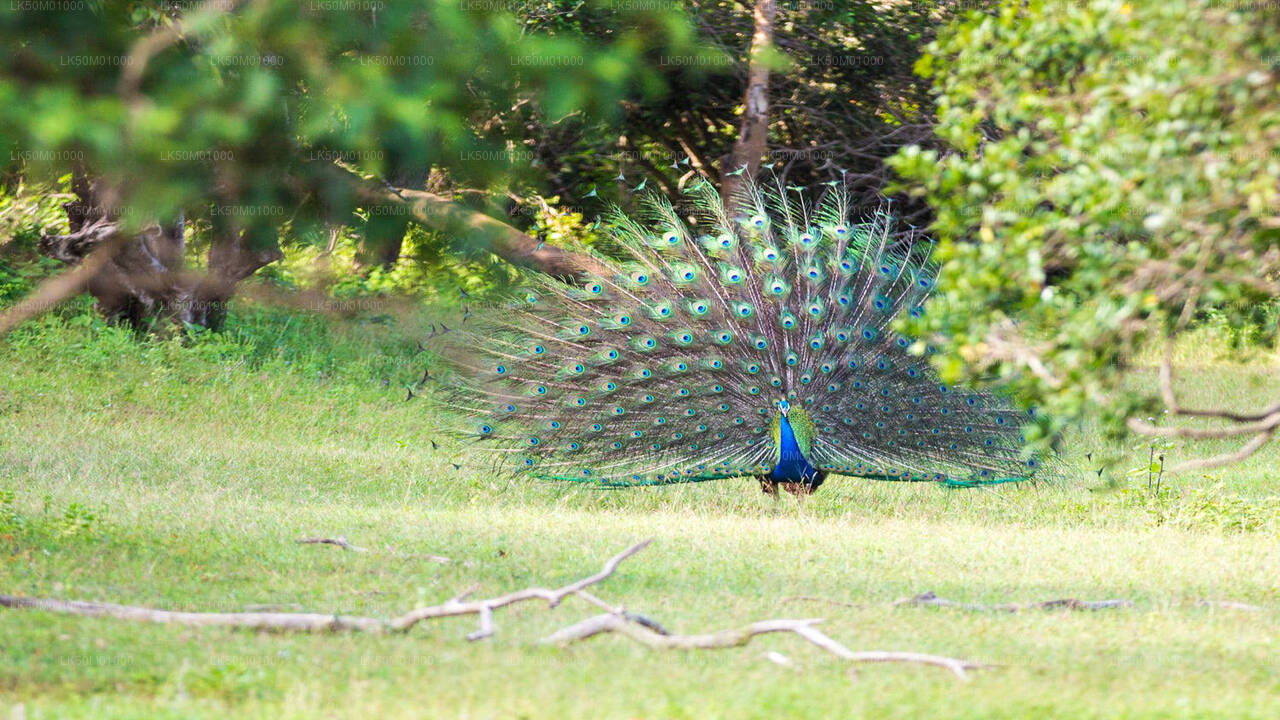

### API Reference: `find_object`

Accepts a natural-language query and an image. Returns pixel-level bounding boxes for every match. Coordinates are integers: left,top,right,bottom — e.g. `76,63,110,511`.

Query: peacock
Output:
442,178,1042,494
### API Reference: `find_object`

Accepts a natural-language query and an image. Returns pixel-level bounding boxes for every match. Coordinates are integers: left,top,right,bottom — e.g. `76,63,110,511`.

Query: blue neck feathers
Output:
772,414,819,482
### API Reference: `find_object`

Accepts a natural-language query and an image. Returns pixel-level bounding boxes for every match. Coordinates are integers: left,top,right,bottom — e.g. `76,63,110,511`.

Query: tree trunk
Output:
39,174,281,331
721,0,777,213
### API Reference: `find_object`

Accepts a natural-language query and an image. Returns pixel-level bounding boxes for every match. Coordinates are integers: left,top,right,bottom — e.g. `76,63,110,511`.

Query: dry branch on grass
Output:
296,536,368,552
540,614,989,680
0,539,989,680
896,591,1132,612
295,535,456,564
0,540,652,636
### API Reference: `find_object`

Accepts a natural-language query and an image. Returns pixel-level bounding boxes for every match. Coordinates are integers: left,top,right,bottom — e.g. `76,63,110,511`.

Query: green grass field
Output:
1,299,1278,719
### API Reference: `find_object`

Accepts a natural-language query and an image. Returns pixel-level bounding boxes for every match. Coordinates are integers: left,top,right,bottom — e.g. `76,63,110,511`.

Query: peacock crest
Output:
442,178,1041,492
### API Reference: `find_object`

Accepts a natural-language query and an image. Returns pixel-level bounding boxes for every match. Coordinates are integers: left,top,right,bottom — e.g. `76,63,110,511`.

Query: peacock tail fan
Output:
437,177,1047,491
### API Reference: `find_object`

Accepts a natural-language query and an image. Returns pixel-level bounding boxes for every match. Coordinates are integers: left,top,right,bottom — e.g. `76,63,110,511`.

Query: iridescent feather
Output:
442,178,1042,491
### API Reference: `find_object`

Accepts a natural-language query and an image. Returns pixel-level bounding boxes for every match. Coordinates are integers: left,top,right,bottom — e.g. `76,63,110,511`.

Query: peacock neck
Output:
773,413,818,482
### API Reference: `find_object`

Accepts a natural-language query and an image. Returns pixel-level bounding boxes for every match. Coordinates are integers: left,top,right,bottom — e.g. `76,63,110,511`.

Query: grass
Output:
1,296,1278,719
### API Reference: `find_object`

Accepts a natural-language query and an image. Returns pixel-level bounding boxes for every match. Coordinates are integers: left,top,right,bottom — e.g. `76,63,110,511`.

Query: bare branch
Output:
1126,412,1280,440
896,591,1132,612
0,540,653,637
541,613,987,680
296,536,368,552
0,232,131,338
1163,428,1277,474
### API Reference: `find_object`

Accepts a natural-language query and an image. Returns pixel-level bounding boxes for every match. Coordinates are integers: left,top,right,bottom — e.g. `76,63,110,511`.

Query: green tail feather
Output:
439,175,1048,491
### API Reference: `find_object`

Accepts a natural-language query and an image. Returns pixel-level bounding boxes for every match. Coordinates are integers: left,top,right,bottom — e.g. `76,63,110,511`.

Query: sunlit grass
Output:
1,298,1277,719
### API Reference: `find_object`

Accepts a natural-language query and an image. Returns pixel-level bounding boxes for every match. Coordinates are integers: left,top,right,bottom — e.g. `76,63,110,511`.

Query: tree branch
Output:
0,540,653,638
0,231,132,338
895,591,1132,612
343,169,611,282
540,613,987,680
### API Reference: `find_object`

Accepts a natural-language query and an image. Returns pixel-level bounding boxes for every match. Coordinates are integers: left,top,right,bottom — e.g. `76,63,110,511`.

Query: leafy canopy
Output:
890,0,1280,457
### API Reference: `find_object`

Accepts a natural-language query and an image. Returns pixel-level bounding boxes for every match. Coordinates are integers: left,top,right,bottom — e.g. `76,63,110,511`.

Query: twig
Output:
540,614,987,680
896,591,1132,612
296,536,368,553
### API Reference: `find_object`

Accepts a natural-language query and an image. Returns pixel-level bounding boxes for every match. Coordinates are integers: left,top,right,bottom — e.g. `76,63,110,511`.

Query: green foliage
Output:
0,488,27,535
57,502,99,538
890,0,1280,457
1,1,693,239
0,180,71,303
1,288,427,389
1107,484,1280,535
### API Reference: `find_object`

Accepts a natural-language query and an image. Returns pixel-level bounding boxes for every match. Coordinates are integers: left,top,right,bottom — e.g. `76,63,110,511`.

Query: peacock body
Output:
446,179,1041,493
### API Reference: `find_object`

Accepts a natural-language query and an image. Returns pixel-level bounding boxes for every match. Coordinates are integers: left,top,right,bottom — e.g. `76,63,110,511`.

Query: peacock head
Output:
776,398,790,418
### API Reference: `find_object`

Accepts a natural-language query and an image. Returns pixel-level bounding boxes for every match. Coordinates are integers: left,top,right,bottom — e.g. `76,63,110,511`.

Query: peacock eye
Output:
751,215,766,227
532,345,545,354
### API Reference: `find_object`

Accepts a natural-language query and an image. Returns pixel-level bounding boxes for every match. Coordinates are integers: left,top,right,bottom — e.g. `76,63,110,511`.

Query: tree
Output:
515,1,974,220
1,0,691,329
889,0,1280,472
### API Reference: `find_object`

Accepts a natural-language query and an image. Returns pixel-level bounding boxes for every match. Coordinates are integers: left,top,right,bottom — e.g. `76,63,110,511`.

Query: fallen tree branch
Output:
296,536,368,552
896,591,1132,612
0,540,653,637
0,540,990,680
540,613,988,680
